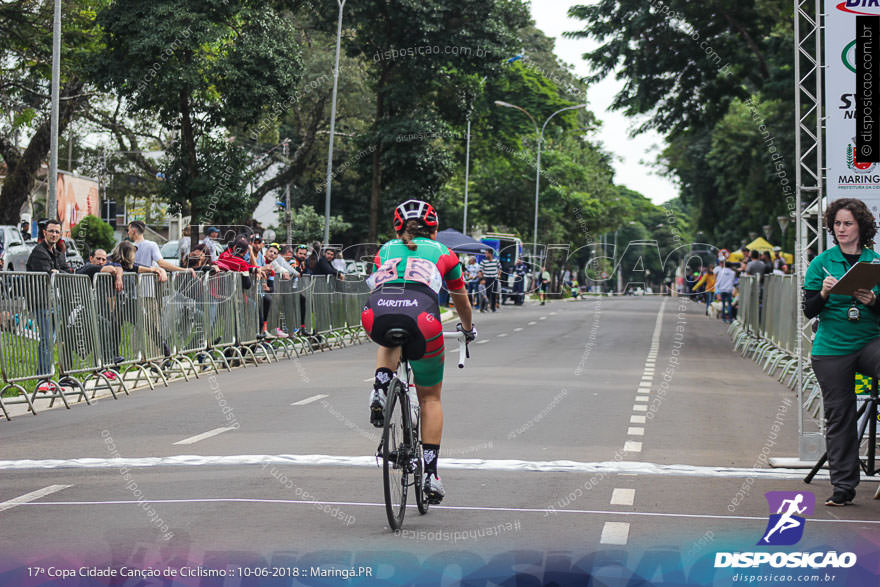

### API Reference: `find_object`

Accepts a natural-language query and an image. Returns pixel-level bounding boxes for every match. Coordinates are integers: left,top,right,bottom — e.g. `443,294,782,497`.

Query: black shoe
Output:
825,489,854,506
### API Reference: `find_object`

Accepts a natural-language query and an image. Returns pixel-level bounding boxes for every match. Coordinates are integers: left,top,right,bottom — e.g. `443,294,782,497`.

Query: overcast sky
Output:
530,2,679,205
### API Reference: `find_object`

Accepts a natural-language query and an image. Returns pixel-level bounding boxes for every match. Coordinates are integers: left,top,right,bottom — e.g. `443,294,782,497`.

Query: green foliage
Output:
568,1,794,248
279,205,352,244
71,215,116,257
92,0,304,224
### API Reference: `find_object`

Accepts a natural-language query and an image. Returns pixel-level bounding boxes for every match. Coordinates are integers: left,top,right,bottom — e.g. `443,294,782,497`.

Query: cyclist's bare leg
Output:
375,346,400,372
416,382,443,444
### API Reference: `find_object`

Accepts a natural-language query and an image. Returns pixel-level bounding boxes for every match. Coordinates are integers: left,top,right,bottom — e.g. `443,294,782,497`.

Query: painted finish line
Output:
0,454,836,481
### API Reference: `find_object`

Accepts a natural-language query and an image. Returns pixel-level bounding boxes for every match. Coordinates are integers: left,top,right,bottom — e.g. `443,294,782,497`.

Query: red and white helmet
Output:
393,199,439,232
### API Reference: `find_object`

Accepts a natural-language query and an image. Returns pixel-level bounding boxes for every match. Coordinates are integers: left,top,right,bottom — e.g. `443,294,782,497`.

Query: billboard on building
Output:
56,171,99,237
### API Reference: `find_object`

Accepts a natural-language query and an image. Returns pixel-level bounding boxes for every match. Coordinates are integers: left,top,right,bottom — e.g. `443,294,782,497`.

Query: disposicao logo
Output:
837,1,880,16
713,491,858,569
759,491,813,546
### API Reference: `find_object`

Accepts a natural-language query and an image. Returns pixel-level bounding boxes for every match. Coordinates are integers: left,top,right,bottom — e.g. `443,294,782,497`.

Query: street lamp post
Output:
47,0,62,221
494,101,587,261
322,0,347,245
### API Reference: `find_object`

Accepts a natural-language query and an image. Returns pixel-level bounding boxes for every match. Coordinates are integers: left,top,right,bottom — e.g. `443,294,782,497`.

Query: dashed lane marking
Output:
514,328,523,332
290,394,329,406
0,485,72,512
528,321,537,325
497,333,508,337
610,488,635,507
173,427,236,446
623,441,643,453
600,522,630,545
627,427,645,436
630,415,646,424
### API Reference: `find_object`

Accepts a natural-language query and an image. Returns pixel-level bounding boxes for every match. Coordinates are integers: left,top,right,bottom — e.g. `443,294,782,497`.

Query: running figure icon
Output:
762,494,808,544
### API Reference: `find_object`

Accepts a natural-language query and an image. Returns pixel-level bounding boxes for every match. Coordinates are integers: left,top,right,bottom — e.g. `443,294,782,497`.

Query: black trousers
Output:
811,336,880,493
485,277,498,311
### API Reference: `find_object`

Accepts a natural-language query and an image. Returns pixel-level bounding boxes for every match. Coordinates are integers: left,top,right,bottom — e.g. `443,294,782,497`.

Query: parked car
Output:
3,235,85,271
0,225,26,270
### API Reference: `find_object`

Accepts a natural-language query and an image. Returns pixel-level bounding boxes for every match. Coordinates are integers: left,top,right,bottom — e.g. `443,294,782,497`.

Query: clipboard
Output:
828,262,880,296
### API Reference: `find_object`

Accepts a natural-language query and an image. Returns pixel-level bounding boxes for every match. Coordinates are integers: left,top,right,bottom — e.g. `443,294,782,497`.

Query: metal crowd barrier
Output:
1,269,371,420
729,274,819,419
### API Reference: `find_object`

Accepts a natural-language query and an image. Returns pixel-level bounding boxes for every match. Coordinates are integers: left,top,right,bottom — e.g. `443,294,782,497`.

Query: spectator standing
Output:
477,277,489,312
178,225,191,265
512,258,529,306
26,219,70,274
203,226,221,261
746,250,766,276
464,257,480,306
760,251,774,275
26,219,71,380
329,248,347,274
713,261,736,323
76,248,109,275
803,197,880,507
479,248,501,312
538,266,551,305
20,220,31,240
694,264,716,315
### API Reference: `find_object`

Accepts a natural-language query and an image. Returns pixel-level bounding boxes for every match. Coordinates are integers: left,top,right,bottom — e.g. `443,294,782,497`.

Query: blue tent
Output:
435,228,487,254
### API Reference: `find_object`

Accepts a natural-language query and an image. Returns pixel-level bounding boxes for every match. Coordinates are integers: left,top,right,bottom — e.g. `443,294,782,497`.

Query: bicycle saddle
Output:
383,328,410,347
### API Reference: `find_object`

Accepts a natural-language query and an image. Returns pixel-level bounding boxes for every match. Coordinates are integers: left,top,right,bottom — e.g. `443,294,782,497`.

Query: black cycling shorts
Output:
361,283,445,386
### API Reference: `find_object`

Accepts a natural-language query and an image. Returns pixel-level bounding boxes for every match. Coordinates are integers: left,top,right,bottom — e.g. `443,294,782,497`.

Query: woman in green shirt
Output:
803,197,880,506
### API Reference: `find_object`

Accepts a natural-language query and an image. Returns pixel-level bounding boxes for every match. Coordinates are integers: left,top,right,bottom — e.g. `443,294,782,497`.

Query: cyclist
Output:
361,199,476,504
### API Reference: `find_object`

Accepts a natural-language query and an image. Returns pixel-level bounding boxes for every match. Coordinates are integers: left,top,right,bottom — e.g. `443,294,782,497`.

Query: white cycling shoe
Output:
424,473,445,504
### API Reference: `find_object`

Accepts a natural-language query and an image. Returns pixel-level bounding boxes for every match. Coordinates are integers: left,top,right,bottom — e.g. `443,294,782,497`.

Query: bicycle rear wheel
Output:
382,377,411,530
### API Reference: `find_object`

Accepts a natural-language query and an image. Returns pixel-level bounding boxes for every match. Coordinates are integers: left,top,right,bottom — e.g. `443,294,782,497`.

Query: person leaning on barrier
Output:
803,197,880,507
307,241,344,279
26,219,71,274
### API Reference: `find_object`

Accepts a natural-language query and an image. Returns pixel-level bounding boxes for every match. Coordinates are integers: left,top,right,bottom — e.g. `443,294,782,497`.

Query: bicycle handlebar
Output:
442,331,470,368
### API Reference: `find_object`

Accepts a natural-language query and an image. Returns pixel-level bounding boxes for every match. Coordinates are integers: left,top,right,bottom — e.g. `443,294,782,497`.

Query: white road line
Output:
16,497,880,525
290,394,329,406
528,321,537,325
623,441,643,452
627,427,645,436
0,454,859,482
513,327,523,332
630,415,646,424
497,333,508,337
0,485,72,512
610,488,635,506
173,427,236,446
550,312,557,315
476,339,488,345
633,404,648,412
637,387,652,394
362,377,374,382
600,522,630,545
539,316,547,320
635,395,649,403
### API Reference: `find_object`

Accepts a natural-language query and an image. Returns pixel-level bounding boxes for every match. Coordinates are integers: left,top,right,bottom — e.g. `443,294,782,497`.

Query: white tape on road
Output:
0,454,850,482
173,426,236,445
0,485,72,512
13,497,880,526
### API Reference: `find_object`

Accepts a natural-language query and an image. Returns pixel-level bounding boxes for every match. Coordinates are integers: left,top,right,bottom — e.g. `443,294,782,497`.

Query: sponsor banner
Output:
826,0,880,232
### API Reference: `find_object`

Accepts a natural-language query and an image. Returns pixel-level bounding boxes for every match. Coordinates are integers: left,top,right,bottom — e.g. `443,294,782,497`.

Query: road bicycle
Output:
377,324,470,530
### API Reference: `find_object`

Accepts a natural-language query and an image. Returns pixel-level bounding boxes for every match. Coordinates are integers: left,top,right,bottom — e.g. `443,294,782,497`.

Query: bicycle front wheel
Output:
382,378,411,530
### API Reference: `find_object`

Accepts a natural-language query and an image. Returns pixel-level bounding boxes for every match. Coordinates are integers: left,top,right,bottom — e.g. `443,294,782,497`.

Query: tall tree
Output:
0,0,102,224
93,0,304,245
313,0,530,241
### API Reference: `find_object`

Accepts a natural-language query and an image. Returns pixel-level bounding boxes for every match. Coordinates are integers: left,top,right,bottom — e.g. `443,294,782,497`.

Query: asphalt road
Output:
1,296,879,585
